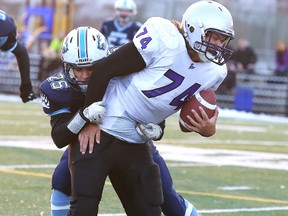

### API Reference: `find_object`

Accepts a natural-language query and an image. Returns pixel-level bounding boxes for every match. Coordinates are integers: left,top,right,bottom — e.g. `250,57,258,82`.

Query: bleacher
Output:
0,52,42,95
217,73,288,116
1,53,288,116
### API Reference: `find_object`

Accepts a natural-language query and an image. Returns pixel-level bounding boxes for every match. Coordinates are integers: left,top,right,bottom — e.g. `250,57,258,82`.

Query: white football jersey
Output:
101,17,227,143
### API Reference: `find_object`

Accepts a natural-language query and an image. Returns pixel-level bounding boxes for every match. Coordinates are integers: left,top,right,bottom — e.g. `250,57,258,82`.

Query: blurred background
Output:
1,0,288,116
2,0,288,62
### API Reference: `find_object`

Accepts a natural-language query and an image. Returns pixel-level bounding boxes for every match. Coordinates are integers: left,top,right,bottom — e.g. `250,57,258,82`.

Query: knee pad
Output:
51,189,71,216
140,163,164,206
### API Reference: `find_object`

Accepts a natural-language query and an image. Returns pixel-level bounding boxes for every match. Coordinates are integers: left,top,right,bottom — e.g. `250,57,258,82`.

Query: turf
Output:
0,101,288,215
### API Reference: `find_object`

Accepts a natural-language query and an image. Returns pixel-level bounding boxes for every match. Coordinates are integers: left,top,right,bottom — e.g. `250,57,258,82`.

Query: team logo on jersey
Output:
40,93,50,109
189,63,195,69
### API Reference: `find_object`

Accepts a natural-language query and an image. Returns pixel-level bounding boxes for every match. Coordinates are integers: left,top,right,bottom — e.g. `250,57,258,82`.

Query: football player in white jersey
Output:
67,0,235,215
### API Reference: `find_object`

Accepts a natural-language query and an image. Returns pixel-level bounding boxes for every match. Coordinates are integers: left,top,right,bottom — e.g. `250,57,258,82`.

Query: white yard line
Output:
161,138,288,146
157,144,288,171
0,164,57,169
198,206,288,214
96,206,288,215
98,215,126,216
1,137,288,171
0,136,62,151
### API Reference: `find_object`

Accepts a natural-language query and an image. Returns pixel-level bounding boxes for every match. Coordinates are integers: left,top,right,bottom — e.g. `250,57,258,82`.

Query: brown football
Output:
179,90,217,132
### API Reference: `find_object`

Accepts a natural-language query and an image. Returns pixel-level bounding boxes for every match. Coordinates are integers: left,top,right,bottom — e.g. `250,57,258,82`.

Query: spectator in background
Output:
18,14,47,52
0,9,36,102
100,0,142,47
217,45,236,94
38,32,64,81
274,40,288,76
233,38,257,74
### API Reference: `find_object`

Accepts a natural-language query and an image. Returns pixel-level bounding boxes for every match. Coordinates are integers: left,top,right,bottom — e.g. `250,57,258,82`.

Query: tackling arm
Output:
50,113,78,148
12,42,36,102
12,42,31,85
85,41,146,106
50,103,105,148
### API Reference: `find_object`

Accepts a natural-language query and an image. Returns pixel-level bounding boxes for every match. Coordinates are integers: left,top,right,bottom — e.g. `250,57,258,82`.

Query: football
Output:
179,90,217,132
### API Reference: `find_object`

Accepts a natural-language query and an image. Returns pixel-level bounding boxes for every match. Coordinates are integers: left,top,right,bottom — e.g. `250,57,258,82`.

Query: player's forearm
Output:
12,42,32,85
50,114,78,148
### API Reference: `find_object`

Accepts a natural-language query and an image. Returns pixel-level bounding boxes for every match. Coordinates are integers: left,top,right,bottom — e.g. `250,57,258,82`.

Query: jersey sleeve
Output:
39,79,70,116
39,72,78,116
133,17,182,67
0,12,17,52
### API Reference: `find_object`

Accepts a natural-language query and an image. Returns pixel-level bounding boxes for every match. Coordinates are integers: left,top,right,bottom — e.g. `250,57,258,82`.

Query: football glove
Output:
20,83,37,103
67,101,106,134
136,123,163,141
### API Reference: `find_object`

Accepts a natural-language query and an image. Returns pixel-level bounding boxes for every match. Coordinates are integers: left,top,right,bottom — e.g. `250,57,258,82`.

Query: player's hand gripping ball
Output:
179,90,217,132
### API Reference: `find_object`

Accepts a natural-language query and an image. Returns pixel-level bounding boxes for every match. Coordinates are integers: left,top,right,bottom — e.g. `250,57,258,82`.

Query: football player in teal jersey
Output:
100,0,142,47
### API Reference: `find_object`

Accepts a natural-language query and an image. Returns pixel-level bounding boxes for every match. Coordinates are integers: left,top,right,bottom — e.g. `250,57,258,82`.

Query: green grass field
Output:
0,100,288,216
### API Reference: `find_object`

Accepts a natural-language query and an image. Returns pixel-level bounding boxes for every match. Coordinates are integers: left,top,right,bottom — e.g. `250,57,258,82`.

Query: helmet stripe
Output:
123,0,128,7
78,27,88,59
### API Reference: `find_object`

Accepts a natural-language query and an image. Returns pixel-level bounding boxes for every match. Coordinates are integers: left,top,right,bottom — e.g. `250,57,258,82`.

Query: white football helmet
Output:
182,0,234,65
114,0,137,25
61,26,109,92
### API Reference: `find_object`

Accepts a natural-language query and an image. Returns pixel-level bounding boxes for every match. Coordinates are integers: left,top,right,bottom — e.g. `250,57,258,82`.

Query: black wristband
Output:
79,107,90,122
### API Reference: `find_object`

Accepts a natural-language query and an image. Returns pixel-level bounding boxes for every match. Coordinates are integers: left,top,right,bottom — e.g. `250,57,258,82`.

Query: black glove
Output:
20,83,37,103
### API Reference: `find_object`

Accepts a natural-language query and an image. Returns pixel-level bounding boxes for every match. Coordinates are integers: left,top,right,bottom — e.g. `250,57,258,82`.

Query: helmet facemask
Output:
63,63,94,93
181,0,235,66
194,29,233,65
